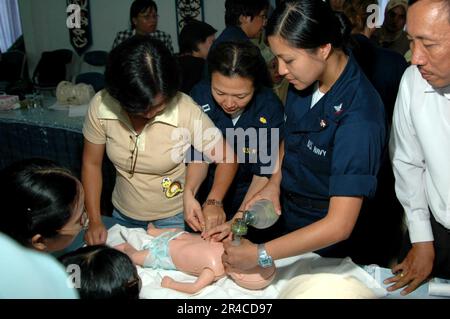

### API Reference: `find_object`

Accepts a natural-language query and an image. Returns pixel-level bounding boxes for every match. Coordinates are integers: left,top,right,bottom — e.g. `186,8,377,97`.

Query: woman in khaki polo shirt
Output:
82,36,238,245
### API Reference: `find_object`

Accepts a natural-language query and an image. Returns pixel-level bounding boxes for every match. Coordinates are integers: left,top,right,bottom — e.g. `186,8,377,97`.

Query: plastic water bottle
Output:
243,199,279,229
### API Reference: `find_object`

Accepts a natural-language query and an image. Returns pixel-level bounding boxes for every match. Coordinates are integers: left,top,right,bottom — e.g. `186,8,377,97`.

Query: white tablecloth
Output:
107,225,387,299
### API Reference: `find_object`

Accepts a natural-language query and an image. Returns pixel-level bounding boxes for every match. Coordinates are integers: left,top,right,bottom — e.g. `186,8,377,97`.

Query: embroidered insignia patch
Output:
161,177,183,198
333,103,343,114
202,104,211,112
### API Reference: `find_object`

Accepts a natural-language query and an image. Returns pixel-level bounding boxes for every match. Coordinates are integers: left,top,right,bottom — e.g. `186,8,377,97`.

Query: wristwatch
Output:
202,199,223,208
257,244,273,268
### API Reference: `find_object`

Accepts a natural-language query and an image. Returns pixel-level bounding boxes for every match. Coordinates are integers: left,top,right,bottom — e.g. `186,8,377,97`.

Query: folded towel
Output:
429,278,450,297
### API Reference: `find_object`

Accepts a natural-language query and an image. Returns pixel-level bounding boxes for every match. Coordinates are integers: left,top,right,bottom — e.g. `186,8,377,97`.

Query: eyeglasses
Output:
139,13,159,21
128,133,140,178
58,207,89,235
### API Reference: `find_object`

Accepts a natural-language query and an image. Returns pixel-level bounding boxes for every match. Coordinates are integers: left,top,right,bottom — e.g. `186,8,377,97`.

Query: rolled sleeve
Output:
330,120,386,198
329,174,377,197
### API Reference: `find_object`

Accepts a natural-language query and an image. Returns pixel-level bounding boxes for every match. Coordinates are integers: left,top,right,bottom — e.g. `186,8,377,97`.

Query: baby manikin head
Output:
278,273,377,299
228,266,276,290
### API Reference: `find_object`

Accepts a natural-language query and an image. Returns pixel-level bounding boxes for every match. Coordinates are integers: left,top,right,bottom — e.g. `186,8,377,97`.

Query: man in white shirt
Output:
387,0,450,295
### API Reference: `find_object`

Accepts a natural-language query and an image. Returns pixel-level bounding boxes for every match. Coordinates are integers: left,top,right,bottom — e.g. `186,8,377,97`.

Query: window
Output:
0,0,22,53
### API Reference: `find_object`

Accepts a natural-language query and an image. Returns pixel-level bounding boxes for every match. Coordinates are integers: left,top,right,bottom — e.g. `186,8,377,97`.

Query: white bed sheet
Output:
107,225,387,299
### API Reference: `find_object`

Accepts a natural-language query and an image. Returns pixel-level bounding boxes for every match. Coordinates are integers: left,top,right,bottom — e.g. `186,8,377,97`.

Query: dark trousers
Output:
280,191,351,259
280,190,404,266
399,212,450,279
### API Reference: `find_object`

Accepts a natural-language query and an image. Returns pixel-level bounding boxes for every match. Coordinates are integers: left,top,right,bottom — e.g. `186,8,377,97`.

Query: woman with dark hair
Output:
82,36,237,245
343,0,408,121
0,158,88,252
112,0,173,53
220,0,387,270
59,245,141,299
188,41,284,242
177,20,217,93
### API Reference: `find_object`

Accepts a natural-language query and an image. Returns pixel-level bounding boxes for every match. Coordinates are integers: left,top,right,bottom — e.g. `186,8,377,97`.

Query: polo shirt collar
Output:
292,54,358,133
97,91,179,127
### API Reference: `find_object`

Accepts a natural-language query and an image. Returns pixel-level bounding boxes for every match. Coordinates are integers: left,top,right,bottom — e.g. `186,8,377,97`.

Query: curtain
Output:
0,0,22,53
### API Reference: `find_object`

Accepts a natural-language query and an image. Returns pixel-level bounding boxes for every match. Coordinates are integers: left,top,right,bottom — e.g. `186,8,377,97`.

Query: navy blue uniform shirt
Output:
210,26,250,52
282,54,387,205
351,34,408,123
190,80,285,216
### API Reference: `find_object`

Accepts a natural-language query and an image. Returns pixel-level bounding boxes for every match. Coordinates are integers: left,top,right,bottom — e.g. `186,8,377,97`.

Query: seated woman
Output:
112,0,173,53
59,245,141,299
187,41,285,242
115,224,276,294
0,158,88,253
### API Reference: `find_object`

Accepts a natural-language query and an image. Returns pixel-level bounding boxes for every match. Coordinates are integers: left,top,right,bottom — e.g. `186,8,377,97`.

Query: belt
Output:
283,191,329,210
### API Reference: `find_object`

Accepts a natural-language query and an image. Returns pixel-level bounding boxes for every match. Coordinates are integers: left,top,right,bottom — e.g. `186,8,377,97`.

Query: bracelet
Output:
202,199,223,208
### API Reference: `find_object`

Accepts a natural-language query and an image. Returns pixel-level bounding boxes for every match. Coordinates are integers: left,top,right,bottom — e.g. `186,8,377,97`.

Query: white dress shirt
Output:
390,65,450,243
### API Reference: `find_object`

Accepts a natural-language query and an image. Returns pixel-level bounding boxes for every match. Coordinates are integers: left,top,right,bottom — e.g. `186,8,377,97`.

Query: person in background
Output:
177,20,217,94
211,0,269,50
343,0,408,120
0,232,78,298
0,158,88,253
372,0,410,55
251,28,290,106
59,245,141,299
219,0,386,272
82,36,237,245
387,0,450,295
259,42,290,106
342,0,408,266
112,0,174,53
188,41,284,242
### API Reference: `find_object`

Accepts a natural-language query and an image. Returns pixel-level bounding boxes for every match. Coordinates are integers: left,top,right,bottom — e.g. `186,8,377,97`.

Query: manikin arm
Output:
114,243,149,266
161,268,216,294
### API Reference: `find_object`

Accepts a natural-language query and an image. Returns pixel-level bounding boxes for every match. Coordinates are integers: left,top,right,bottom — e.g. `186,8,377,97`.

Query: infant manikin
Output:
115,225,276,294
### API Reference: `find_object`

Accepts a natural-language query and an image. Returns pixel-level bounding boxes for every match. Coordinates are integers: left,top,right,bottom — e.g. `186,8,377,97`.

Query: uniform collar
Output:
207,82,258,123
97,91,179,128
292,54,357,133
227,26,249,40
